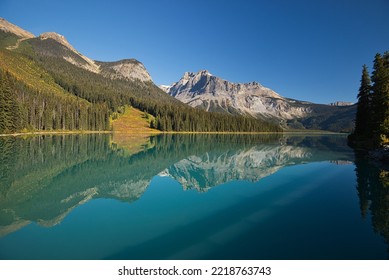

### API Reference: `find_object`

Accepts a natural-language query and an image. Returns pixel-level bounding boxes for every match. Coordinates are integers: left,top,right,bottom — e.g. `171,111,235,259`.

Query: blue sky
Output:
1,0,389,104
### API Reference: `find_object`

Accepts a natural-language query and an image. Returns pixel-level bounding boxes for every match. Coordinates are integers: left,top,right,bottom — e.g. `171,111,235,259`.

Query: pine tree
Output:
354,65,372,139
380,52,389,142
371,52,389,145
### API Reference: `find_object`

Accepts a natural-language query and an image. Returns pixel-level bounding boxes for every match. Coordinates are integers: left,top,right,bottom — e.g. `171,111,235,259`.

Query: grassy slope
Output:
111,106,160,154
112,106,160,134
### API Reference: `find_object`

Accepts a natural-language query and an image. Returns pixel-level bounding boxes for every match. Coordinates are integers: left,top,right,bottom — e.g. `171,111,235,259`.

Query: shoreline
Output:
0,129,346,137
0,130,113,137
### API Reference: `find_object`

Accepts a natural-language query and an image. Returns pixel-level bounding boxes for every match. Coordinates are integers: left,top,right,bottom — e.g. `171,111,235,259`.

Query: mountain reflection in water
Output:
0,133,388,259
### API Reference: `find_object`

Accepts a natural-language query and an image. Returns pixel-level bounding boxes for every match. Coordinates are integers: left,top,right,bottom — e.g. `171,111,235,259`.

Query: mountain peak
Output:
198,69,212,76
39,32,77,53
183,71,194,79
0,18,35,39
183,70,213,79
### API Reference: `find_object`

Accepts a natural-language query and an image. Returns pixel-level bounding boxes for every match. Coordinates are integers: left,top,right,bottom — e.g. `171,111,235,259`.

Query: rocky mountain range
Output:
163,70,311,119
1,17,281,134
0,18,152,82
162,70,356,131
0,17,356,132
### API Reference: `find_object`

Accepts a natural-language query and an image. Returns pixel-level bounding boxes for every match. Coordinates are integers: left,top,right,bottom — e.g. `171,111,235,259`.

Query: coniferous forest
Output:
0,67,110,133
0,30,281,134
349,51,389,148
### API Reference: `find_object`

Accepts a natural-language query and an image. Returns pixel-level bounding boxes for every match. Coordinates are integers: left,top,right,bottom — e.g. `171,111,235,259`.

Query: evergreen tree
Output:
354,65,372,139
371,52,389,145
350,51,389,148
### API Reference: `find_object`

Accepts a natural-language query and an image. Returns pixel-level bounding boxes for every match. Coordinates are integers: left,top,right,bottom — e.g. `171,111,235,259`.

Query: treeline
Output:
149,108,280,132
37,56,281,133
349,51,389,148
0,68,110,133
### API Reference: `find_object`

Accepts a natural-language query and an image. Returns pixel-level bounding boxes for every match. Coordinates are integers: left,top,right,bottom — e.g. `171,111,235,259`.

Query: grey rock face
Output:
97,59,152,82
165,70,312,120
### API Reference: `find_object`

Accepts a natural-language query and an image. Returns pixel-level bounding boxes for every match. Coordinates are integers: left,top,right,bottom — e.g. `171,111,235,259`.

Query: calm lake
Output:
0,133,388,260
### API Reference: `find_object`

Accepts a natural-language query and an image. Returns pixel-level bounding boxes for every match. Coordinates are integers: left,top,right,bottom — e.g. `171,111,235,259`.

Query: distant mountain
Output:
163,70,356,132
164,70,311,119
329,101,354,106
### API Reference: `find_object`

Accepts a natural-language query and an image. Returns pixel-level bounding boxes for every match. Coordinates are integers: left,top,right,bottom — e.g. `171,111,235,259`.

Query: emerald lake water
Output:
0,134,388,260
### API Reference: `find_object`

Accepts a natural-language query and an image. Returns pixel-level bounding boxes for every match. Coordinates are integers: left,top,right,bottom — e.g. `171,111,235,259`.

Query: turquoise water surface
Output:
0,134,388,259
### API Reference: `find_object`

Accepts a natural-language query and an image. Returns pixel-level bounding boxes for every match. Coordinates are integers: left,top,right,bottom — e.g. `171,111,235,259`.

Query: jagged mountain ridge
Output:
163,70,356,132
165,70,312,119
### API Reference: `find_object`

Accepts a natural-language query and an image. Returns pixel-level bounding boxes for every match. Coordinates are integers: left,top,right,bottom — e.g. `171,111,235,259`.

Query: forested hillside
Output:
0,49,109,133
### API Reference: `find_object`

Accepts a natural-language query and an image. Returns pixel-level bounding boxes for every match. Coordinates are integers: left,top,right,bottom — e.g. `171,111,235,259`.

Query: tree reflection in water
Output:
355,151,389,258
